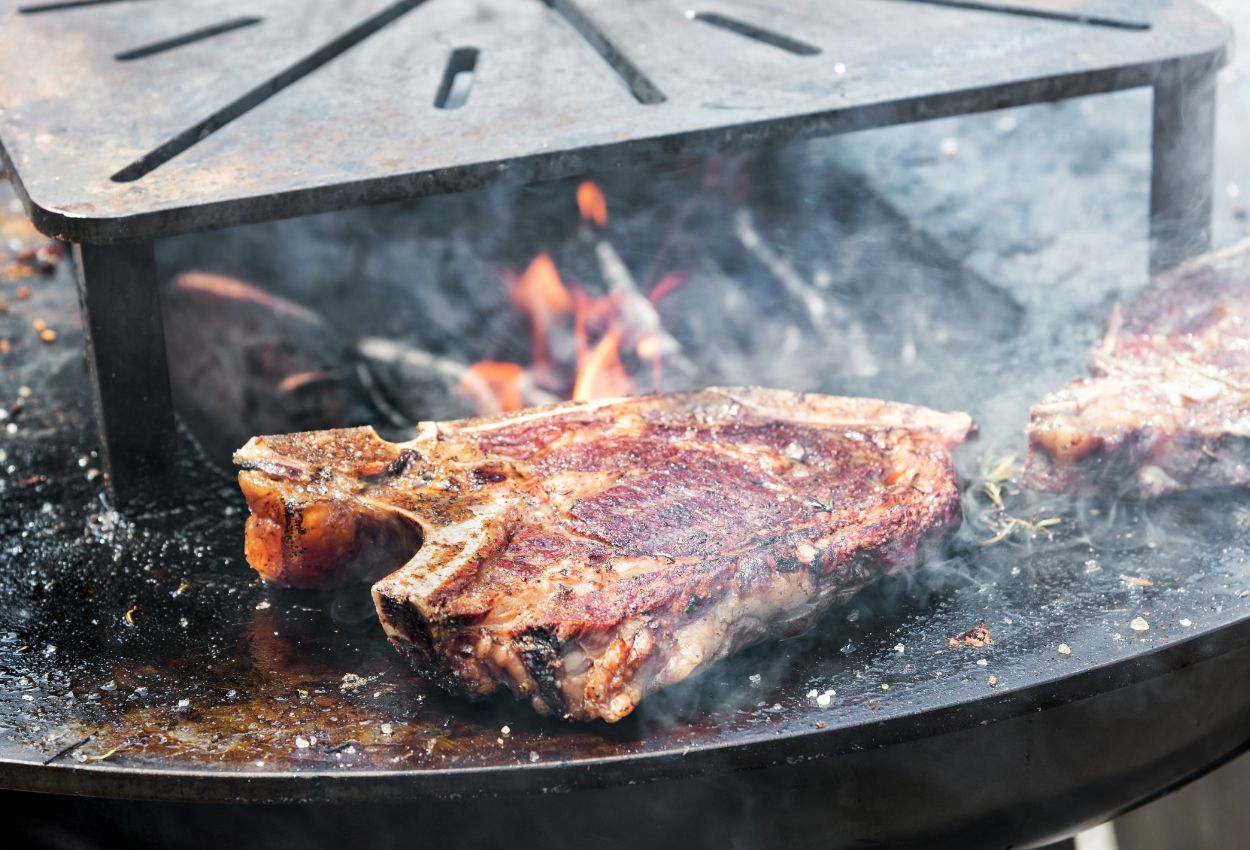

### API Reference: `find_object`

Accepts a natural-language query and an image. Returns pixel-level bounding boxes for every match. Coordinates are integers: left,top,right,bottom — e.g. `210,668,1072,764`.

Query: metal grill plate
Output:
0,0,1231,243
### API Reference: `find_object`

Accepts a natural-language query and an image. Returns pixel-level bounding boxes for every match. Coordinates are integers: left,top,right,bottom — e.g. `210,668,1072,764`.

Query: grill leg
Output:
73,241,177,511
1149,56,1218,276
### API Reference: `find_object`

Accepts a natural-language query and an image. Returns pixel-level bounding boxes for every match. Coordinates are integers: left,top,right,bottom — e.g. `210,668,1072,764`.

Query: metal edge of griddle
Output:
2,608,1249,804
6,30,1231,246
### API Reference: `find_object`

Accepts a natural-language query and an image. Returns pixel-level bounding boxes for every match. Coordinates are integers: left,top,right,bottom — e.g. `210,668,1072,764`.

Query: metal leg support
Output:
73,241,178,511
1150,56,1218,276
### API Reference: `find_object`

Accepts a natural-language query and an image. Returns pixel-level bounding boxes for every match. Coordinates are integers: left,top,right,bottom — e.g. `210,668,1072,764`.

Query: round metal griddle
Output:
5,254,1250,849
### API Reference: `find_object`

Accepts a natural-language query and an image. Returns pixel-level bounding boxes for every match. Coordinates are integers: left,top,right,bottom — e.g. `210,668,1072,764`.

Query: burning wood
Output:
462,181,693,414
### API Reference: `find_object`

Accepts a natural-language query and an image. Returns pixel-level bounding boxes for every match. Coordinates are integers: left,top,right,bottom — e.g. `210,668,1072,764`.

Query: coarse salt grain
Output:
976,658,988,667
1130,617,1150,632
1058,643,1072,656
1180,618,1193,627
295,736,310,749
894,643,905,654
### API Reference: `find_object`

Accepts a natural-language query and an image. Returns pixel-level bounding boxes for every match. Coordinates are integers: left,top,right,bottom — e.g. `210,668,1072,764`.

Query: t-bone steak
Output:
235,388,973,722
1026,238,1250,497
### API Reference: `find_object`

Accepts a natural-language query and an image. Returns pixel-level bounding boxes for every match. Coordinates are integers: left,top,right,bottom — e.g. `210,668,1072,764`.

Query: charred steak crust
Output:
235,388,973,721
1026,238,1250,498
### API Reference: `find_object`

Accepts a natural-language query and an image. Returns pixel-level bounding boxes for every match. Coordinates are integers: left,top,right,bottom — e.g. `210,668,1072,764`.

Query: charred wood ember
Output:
236,389,972,721
1026,238,1250,497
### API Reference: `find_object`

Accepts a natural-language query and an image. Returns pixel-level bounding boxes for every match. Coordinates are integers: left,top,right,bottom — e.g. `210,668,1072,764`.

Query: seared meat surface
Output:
235,388,972,721
1027,239,1250,497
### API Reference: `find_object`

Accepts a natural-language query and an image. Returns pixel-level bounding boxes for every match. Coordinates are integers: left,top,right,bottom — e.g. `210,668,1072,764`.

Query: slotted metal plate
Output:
0,0,1230,242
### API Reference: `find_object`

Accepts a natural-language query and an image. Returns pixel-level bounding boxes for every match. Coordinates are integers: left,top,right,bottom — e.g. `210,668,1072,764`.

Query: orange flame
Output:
577,181,608,228
648,271,688,307
456,361,526,414
573,326,632,401
507,253,571,374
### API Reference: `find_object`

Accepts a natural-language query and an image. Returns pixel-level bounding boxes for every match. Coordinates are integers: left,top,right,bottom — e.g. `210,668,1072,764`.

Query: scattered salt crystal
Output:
225,690,237,698
894,643,905,654
939,137,959,156
816,692,832,707
255,600,271,611
1003,617,1013,625
1130,617,1150,632
501,725,511,736
1058,643,1072,656
880,683,890,691
1180,618,1193,627
1011,567,1020,576
341,673,366,691
530,751,540,763
21,693,33,701
176,698,190,709
976,658,988,667
834,62,847,75
748,673,762,686
255,761,266,768
295,736,310,749
381,723,394,735
179,617,188,628
1113,633,1124,641
1084,559,1100,572
806,689,818,699
78,457,88,468
994,115,1018,135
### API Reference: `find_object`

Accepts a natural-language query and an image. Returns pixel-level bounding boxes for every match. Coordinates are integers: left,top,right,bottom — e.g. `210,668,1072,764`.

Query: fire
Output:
648,271,688,307
462,182,684,415
573,326,631,401
456,361,526,414
577,180,608,228
506,253,570,375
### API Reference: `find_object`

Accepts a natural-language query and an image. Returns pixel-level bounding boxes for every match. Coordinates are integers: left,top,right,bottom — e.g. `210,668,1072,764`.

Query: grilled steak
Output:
1026,238,1250,497
235,388,973,721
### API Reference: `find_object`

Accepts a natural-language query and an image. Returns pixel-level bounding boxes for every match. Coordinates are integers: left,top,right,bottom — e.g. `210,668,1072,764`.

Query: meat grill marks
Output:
235,388,973,721
1026,238,1250,498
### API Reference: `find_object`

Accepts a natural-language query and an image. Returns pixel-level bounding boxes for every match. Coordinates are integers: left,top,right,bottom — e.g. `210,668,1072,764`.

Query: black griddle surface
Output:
3,224,1250,804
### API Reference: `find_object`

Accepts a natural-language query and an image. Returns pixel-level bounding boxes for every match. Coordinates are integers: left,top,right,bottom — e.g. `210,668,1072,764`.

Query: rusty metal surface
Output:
5,204,1250,806
0,0,1230,243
